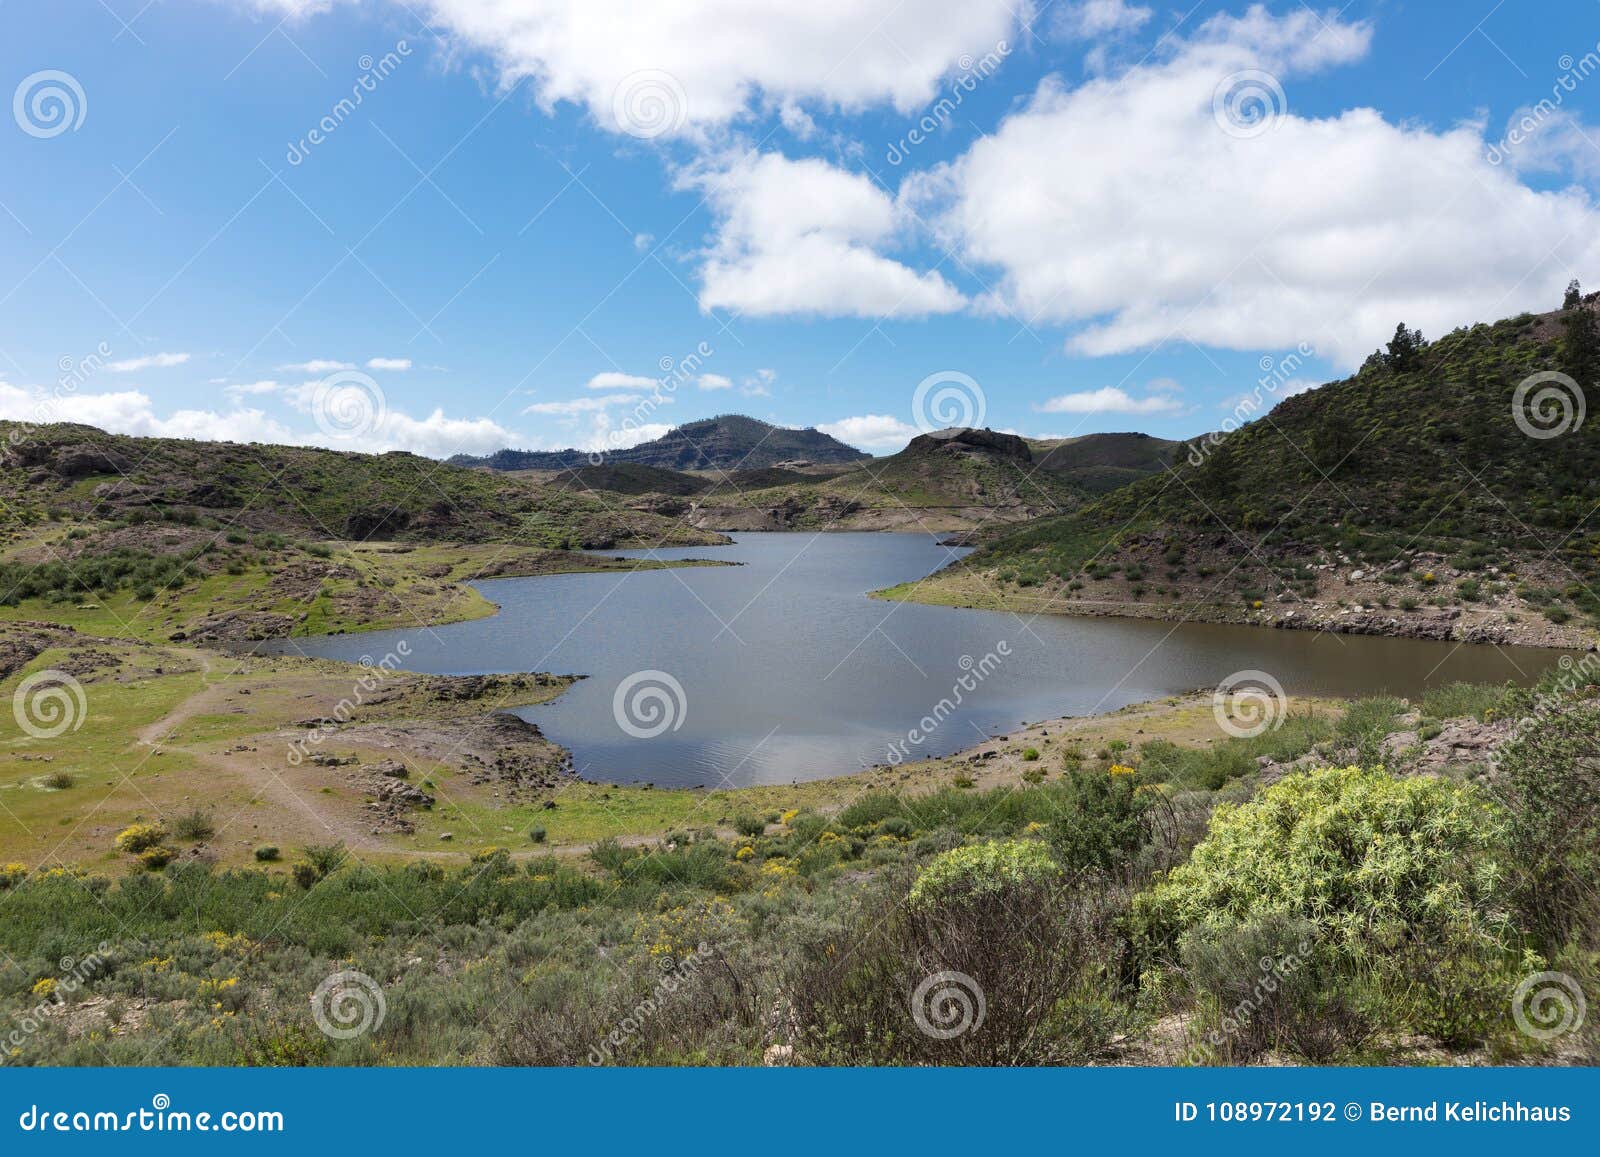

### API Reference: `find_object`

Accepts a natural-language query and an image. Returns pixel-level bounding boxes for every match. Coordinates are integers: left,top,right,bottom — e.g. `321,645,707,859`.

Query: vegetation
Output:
2,681,1592,1068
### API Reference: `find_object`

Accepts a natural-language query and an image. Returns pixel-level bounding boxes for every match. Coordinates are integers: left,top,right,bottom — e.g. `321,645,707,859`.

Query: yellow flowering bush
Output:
0,863,27,890
31,977,57,998
114,823,167,854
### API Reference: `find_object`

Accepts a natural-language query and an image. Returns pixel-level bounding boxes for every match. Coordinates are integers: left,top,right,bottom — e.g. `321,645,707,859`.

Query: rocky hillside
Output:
452,414,870,472
886,301,1600,648
0,423,724,550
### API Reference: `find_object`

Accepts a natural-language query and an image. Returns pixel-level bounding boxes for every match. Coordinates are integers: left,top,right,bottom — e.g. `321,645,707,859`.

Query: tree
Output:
1561,301,1600,386
1564,278,1583,310
1383,322,1427,372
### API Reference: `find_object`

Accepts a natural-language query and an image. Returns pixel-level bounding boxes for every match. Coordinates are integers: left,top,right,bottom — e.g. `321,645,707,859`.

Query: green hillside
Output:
886,302,1600,647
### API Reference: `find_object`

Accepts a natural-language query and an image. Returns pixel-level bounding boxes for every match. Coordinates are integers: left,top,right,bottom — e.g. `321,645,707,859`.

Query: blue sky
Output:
2,0,1598,458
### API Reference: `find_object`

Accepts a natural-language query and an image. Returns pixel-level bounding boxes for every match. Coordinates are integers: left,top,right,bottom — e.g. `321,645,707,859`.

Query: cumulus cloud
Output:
366,356,413,370
688,151,965,319
1033,386,1185,415
818,413,920,452
106,352,190,372
907,5,1600,365
263,0,1027,138
697,373,733,390
0,380,517,457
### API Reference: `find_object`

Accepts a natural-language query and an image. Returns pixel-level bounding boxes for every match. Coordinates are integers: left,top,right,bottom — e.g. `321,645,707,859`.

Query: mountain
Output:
681,426,1147,534
882,303,1600,648
452,414,871,472
0,423,724,550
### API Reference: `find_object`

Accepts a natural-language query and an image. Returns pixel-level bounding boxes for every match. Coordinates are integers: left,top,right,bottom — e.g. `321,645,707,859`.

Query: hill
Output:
1032,432,1182,493
882,302,1600,648
452,414,870,472
0,423,728,641
683,427,1147,534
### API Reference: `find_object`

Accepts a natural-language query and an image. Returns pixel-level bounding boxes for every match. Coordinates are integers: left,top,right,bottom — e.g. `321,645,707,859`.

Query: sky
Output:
2,0,1599,458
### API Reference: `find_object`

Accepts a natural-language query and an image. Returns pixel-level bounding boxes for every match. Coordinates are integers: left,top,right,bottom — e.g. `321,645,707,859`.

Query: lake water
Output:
264,533,1574,788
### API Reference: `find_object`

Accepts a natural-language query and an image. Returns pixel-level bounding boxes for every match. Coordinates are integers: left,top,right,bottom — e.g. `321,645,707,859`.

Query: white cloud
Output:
1054,0,1151,39
222,379,282,401
1494,108,1600,185
633,232,655,252
522,393,655,416
1033,386,1184,415
818,413,920,452
688,151,965,319
0,381,518,457
106,351,190,372
908,5,1600,366
278,359,354,374
366,356,413,370
584,371,659,390
697,373,733,390
274,0,1027,138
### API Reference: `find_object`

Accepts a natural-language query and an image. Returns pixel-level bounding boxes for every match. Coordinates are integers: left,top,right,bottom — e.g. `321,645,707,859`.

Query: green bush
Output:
1048,769,1153,878
732,814,767,838
172,809,215,842
253,846,280,862
1134,765,1511,956
909,840,1059,912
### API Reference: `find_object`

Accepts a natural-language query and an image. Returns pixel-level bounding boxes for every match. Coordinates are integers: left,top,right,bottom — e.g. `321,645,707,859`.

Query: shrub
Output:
1493,700,1600,948
909,840,1060,912
1134,765,1511,957
172,809,215,842
253,846,280,862
300,842,346,877
114,823,168,854
137,846,176,871
732,814,767,838
1020,747,1041,762
528,827,547,844
1048,768,1157,880
43,771,74,790
1179,915,1374,1064
290,861,321,889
